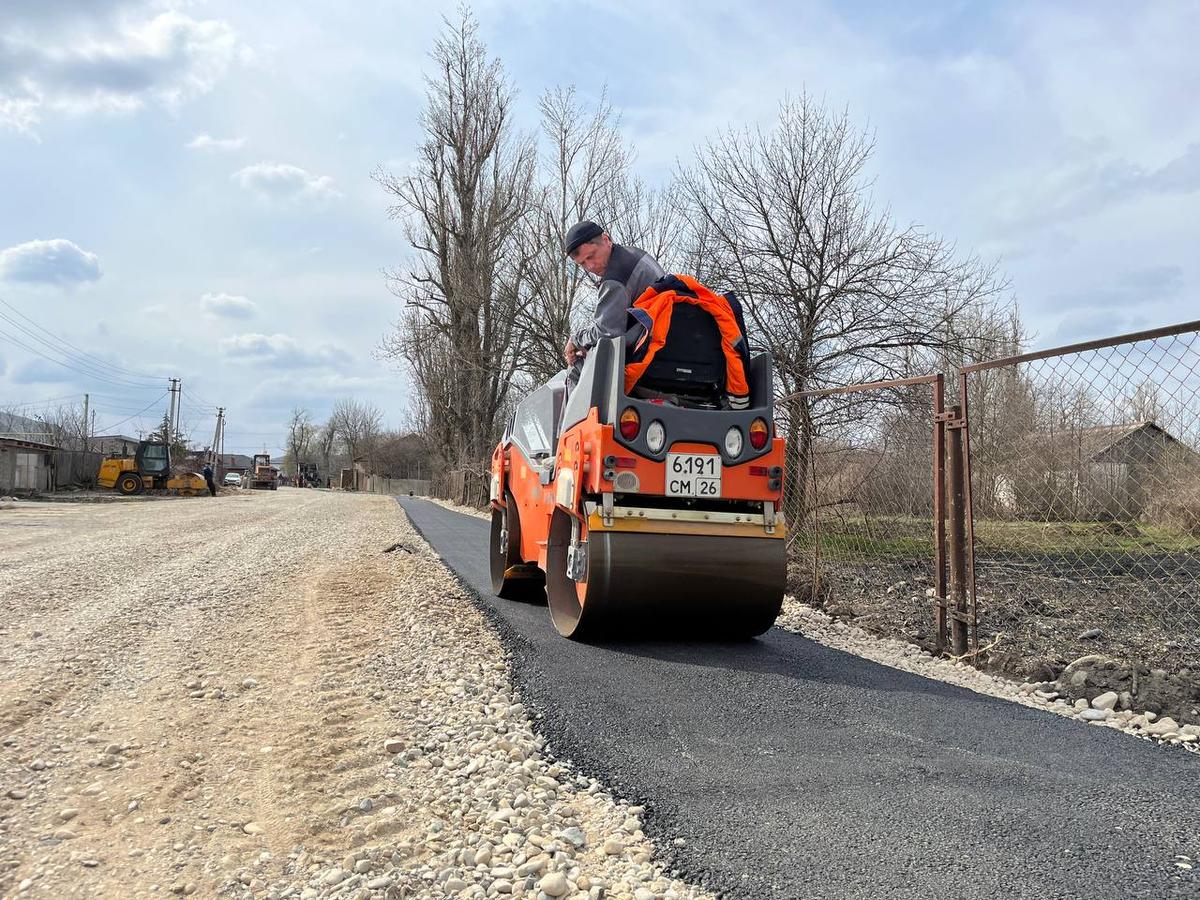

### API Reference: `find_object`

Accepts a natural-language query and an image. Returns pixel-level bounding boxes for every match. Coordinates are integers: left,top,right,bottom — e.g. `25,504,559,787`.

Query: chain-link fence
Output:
962,322,1200,676
787,376,948,650
785,320,1199,679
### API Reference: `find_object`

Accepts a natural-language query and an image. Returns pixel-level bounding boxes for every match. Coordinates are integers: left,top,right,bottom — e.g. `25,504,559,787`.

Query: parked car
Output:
223,472,242,486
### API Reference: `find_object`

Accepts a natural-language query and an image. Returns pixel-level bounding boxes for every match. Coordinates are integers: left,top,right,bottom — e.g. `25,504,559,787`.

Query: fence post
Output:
957,371,978,655
932,375,948,652
947,404,969,657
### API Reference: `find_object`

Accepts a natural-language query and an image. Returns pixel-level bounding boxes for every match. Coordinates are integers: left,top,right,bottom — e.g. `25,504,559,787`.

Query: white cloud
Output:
187,132,246,152
0,9,243,134
987,144,1200,234
202,292,256,318
219,333,351,369
0,239,102,286
231,162,341,203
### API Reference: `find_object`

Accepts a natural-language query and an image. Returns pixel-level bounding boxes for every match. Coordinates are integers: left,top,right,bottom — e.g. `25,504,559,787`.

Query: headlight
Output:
724,426,743,457
646,420,666,453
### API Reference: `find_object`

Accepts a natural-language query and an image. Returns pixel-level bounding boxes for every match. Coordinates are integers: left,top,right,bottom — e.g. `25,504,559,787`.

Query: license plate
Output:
665,452,722,497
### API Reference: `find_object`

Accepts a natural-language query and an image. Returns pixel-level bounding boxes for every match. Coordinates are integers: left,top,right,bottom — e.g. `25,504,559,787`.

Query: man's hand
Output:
564,339,587,365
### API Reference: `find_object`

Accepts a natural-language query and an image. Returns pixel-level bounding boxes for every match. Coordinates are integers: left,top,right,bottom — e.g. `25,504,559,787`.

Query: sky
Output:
1,0,1197,457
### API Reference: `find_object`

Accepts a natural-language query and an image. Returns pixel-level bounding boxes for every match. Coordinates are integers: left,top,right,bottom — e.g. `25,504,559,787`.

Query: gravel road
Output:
0,491,709,899
400,496,1200,900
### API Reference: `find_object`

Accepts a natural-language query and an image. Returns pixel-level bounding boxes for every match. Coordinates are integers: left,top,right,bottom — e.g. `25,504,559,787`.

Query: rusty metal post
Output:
958,372,979,653
947,404,969,657
932,375,948,652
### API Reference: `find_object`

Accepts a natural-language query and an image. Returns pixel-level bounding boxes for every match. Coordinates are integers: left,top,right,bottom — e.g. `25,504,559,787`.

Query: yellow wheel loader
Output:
96,440,208,496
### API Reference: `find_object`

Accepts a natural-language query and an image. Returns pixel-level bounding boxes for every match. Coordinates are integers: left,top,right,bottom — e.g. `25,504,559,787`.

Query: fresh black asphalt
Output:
396,497,1199,900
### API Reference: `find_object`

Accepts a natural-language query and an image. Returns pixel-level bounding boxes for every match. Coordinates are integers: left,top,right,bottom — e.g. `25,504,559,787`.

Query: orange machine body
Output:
488,334,787,640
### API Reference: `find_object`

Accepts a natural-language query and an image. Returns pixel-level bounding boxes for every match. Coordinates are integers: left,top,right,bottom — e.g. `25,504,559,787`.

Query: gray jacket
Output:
573,243,665,349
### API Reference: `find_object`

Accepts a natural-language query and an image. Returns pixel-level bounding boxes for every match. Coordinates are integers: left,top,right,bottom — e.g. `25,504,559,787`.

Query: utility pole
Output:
209,408,225,466
173,379,183,445
167,378,180,444
82,393,89,452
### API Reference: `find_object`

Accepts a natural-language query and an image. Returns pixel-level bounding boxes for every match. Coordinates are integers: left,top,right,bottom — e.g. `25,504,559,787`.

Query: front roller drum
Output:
546,511,785,640
489,494,545,601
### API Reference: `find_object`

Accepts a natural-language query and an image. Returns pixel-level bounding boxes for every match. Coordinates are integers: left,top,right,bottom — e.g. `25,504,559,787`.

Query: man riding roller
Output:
562,221,664,382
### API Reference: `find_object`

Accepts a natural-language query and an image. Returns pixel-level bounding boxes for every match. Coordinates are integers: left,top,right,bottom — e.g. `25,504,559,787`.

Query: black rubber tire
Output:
116,472,143,496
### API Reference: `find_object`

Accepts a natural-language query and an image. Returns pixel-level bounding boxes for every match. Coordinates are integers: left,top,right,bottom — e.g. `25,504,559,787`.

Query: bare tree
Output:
373,430,430,479
1123,378,1163,424
329,398,383,468
316,419,338,484
514,87,633,380
675,93,1010,523
286,407,316,476
9,401,88,449
515,86,685,381
375,11,537,476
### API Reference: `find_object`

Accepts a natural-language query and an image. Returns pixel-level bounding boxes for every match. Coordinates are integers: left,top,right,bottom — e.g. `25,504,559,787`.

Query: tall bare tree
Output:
329,398,383,467
286,407,316,476
675,93,1010,523
5,401,88,449
316,419,338,484
516,86,685,381
375,11,537,475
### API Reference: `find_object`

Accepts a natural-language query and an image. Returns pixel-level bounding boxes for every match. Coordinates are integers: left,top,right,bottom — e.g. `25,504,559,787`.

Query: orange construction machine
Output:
245,453,279,490
490,276,786,639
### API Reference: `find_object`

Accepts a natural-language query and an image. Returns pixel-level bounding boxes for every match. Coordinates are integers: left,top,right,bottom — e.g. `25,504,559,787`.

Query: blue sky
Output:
1,0,1197,456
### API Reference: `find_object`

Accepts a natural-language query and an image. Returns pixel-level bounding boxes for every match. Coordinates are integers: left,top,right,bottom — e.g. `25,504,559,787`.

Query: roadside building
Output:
0,437,56,494
0,411,53,443
216,454,254,477
995,420,1199,520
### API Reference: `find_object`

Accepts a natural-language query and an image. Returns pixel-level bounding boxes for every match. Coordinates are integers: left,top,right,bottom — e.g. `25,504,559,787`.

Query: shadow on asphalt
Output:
561,626,976,703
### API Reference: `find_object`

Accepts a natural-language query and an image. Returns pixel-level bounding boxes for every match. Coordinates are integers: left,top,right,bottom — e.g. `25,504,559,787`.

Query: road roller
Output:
489,283,786,639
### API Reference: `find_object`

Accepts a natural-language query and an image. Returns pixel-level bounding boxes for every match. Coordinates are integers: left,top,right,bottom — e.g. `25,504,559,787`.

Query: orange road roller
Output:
489,283,786,639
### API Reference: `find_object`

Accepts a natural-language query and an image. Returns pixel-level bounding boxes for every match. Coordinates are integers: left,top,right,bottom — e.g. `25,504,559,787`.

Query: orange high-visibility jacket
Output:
623,274,751,408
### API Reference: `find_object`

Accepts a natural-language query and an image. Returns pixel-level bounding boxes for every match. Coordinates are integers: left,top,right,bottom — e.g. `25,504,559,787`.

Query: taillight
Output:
619,407,641,440
749,418,769,450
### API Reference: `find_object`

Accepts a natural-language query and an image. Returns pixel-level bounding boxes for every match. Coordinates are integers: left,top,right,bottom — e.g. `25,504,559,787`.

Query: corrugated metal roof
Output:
0,436,59,451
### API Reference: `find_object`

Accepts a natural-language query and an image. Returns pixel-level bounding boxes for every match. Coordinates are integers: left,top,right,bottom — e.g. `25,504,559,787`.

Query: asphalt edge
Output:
392,496,728,898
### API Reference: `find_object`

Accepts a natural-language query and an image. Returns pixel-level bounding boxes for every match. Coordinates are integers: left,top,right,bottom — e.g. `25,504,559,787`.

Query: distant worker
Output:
201,462,217,497
563,221,664,382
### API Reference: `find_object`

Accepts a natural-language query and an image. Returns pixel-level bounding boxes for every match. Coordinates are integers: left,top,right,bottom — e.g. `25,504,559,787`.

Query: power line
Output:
86,387,173,397
0,300,233,423
0,297,165,383
0,393,88,410
182,386,219,410
0,316,161,388
0,326,167,391
93,392,170,434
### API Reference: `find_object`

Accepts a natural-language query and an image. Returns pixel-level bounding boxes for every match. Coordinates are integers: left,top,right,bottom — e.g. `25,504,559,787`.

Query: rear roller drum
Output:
547,509,785,640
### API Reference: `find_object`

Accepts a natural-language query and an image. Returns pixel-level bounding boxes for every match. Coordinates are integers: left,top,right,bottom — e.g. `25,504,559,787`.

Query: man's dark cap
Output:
564,220,604,256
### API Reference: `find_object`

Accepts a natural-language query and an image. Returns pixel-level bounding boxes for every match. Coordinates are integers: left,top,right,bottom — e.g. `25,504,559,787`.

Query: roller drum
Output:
548,518,784,639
